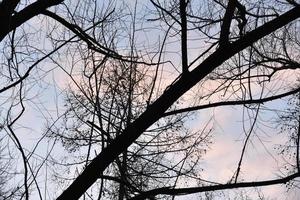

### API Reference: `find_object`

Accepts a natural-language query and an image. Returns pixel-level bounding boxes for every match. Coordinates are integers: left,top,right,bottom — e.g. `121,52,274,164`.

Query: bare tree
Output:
0,0,300,200
52,55,211,198
56,1,299,199
56,1,300,199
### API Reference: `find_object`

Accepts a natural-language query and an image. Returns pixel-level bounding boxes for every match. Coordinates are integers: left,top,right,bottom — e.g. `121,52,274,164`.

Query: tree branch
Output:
0,0,63,41
130,172,300,199
56,6,300,200
162,87,300,117
180,0,188,74
219,0,236,46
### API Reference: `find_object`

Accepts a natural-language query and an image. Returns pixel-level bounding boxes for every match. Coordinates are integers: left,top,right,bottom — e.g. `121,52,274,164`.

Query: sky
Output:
0,0,300,199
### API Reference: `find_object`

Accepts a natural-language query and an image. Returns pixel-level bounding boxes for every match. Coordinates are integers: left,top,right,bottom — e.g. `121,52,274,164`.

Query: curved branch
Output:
0,0,63,41
42,10,161,66
42,10,117,57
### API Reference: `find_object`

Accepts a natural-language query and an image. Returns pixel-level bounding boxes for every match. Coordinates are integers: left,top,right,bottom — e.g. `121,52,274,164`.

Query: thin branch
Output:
234,104,260,183
0,35,70,94
150,0,181,24
42,10,162,66
163,88,300,117
6,82,29,200
296,94,300,172
57,6,300,200
130,172,300,200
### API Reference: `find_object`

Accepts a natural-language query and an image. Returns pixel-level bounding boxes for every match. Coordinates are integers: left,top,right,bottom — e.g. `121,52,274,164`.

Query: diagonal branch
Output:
56,6,300,200
150,0,181,24
42,10,117,57
0,0,20,16
0,36,70,94
0,0,63,41
42,10,165,66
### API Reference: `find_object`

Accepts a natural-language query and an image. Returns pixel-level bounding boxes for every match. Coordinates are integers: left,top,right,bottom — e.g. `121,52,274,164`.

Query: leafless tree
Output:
56,1,300,199
0,0,300,200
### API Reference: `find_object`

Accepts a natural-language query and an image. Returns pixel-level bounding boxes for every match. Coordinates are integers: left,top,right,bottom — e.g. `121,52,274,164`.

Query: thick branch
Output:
57,6,300,200
180,0,188,74
0,0,63,41
0,0,20,16
219,0,236,46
